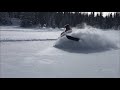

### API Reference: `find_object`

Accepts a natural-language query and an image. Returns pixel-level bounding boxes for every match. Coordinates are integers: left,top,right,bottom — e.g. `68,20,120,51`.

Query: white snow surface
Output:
0,26,120,78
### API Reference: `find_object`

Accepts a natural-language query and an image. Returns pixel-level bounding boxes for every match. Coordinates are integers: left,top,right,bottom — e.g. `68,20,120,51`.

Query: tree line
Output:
0,12,120,30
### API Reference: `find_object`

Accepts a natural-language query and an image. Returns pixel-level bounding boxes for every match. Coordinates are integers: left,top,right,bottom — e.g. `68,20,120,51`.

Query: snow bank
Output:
54,27,119,51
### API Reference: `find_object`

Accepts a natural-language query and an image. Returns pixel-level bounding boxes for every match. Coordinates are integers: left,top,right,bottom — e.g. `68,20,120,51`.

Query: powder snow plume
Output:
54,26,119,51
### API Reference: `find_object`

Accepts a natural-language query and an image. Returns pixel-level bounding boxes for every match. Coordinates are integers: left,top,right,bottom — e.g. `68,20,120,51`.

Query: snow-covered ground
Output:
0,26,120,78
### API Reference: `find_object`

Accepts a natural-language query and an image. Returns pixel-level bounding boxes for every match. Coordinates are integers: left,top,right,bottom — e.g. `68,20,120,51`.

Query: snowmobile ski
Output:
66,35,79,41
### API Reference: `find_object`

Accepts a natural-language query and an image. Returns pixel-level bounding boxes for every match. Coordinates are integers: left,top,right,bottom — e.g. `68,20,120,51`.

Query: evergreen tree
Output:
0,12,12,25
0,12,120,30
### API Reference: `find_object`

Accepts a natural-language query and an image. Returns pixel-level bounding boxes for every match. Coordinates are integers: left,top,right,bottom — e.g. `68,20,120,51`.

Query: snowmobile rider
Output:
61,24,72,37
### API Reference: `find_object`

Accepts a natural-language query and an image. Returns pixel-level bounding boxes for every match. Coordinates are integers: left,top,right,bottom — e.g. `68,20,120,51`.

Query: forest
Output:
0,12,120,30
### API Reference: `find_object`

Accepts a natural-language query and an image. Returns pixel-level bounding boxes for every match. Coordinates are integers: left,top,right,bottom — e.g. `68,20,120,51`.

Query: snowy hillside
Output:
0,26,120,78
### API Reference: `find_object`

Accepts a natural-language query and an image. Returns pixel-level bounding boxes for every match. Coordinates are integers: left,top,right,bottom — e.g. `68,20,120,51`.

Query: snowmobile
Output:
60,30,80,42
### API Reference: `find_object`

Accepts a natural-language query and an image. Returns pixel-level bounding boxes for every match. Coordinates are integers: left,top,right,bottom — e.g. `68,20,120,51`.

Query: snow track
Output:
0,39,57,42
